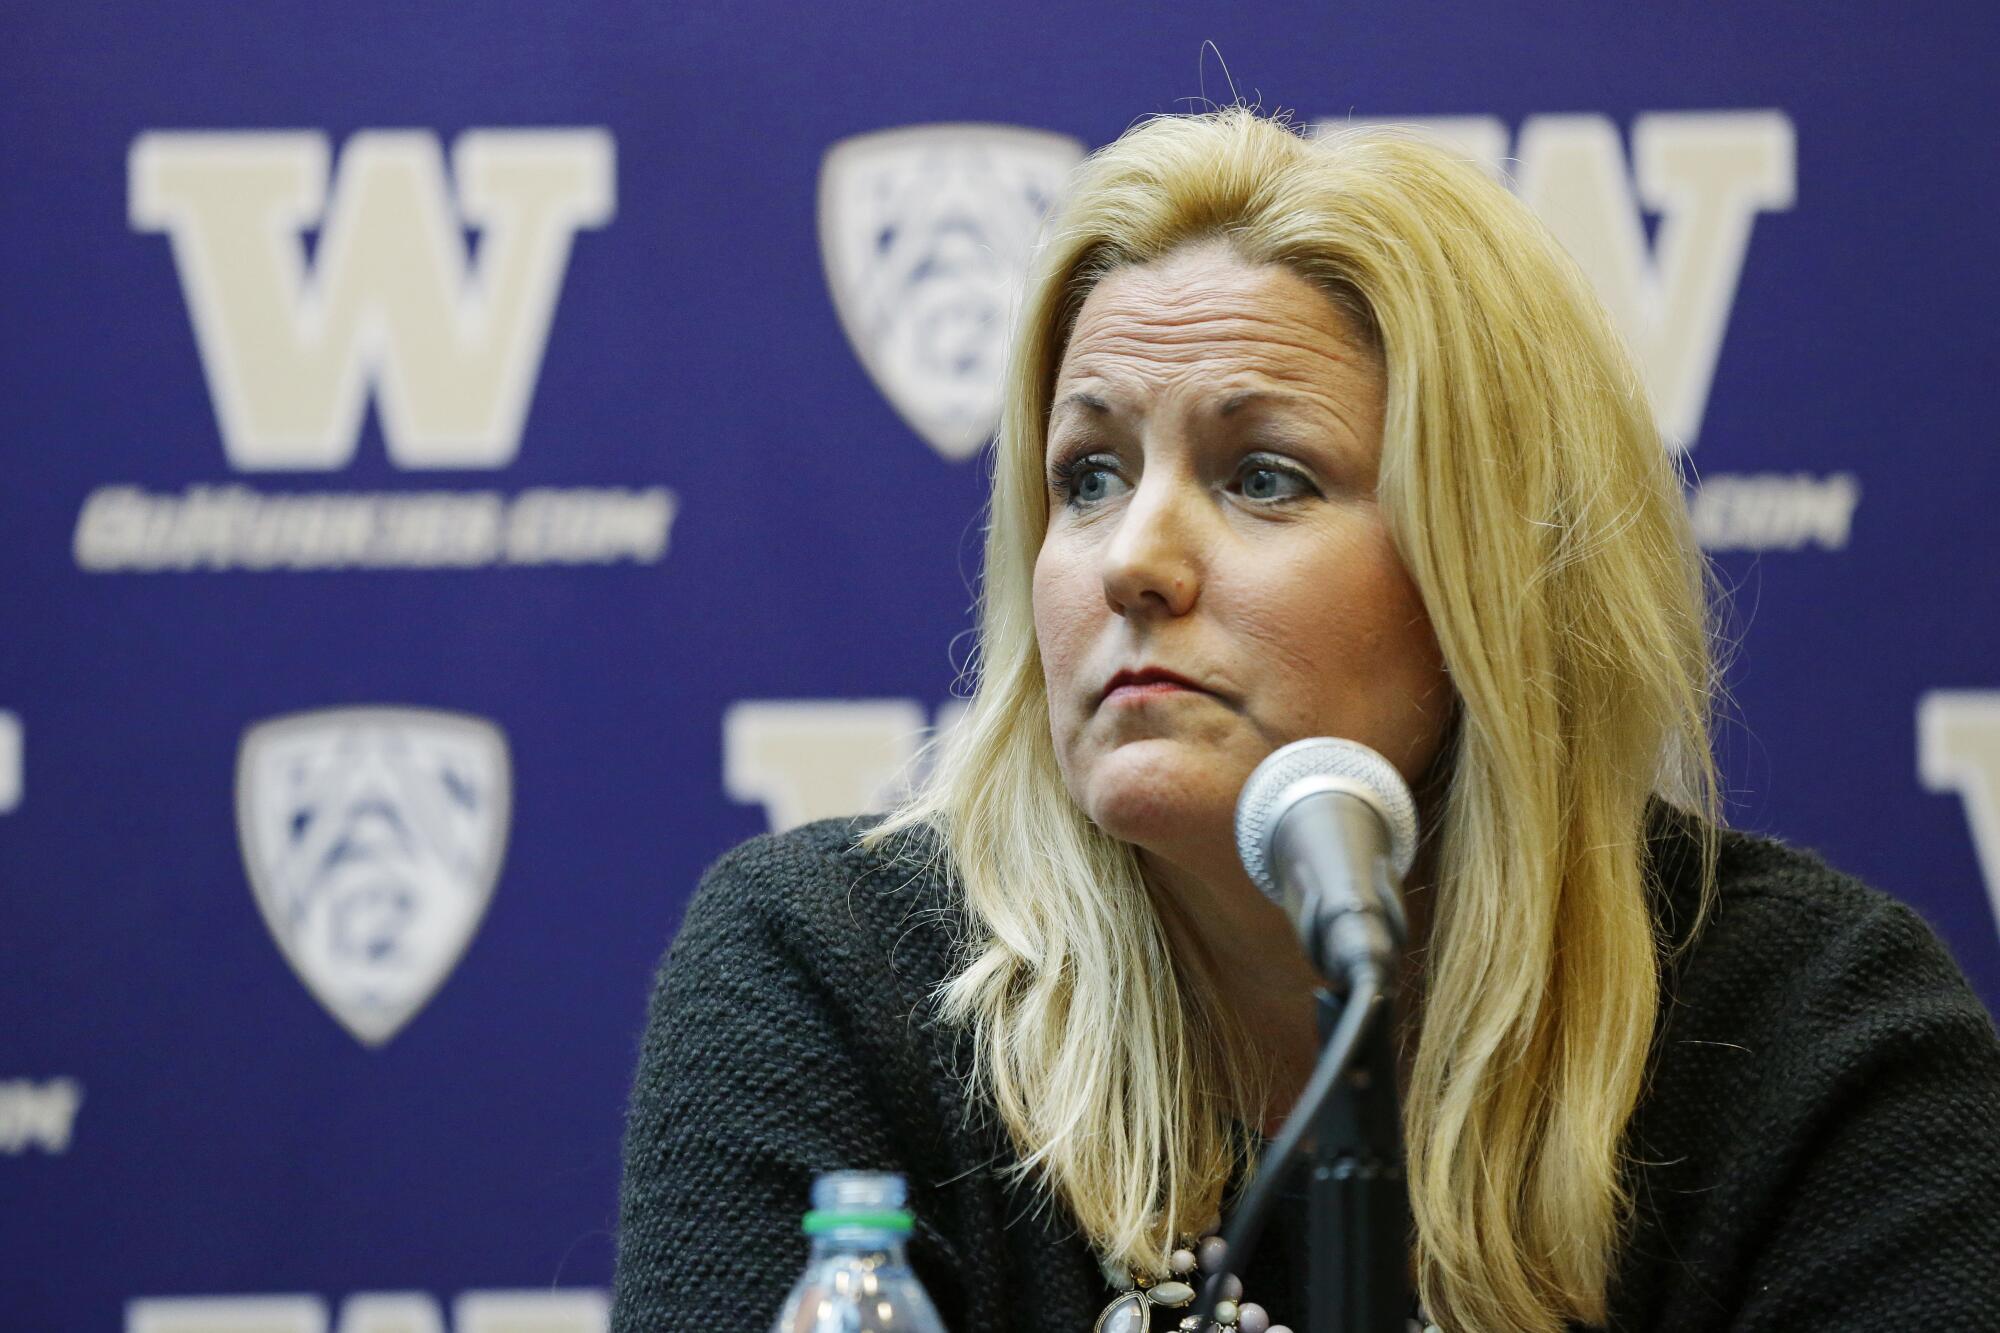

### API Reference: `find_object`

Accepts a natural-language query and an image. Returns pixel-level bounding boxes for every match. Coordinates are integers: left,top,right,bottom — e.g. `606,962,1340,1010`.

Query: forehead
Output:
1054,246,1374,404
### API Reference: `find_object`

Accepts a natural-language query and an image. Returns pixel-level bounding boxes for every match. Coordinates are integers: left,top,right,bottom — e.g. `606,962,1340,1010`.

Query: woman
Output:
613,108,2000,1331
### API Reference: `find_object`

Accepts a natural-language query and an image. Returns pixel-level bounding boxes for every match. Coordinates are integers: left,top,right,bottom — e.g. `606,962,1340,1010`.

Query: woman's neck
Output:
1140,840,1436,1137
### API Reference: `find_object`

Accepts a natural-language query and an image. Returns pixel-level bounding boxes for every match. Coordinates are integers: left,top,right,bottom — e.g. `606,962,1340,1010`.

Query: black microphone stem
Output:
1192,967,1397,1331
1307,976,1410,1333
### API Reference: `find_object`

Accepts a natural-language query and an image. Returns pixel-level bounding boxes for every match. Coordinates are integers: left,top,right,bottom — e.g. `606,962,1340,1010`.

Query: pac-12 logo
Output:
130,129,613,470
236,707,511,1046
818,124,1086,461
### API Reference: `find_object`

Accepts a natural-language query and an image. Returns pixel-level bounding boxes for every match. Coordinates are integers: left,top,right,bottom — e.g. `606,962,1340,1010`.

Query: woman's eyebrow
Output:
1051,389,1113,421
1053,388,1321,421
1216,388,1317,417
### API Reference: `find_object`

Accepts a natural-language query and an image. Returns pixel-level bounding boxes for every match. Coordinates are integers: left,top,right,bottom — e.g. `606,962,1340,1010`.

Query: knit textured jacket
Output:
612,811,2000,1331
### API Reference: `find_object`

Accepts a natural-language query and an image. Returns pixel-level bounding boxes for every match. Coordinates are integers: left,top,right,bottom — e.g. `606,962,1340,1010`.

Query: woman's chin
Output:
1079,742,1239,852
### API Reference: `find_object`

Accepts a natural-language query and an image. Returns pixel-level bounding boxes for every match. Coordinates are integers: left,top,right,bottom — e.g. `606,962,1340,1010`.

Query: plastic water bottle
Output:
771,1171,948,1333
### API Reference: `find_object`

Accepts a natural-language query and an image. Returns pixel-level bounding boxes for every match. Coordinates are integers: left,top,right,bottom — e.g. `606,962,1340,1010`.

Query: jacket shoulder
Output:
1617,824,2000,1327
1695,826,1977,989
666,815,960,1000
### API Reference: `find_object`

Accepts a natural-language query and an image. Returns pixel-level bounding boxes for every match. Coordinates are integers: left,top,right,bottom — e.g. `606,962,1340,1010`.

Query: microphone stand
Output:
1307,978,1410,1333
1198,787,1416,1333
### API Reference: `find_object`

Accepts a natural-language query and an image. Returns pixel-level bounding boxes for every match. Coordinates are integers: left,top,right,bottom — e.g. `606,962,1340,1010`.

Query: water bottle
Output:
771,1171,948,1333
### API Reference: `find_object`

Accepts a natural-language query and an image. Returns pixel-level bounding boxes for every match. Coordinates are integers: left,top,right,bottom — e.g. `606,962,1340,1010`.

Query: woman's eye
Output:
1238,462,1315,502
1056,456,1128,506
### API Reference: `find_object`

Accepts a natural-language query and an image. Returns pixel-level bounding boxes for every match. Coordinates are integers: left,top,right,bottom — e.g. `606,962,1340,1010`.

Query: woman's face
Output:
1033,244,1452,885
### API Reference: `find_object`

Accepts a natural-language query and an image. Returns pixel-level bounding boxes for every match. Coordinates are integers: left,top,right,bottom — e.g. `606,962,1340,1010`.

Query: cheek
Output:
1232,527,1449,769
1031,543,1097,700
1328,559,1451,769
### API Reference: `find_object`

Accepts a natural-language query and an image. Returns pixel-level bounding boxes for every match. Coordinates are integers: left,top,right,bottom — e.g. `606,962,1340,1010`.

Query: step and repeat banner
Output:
5,3,1997,1329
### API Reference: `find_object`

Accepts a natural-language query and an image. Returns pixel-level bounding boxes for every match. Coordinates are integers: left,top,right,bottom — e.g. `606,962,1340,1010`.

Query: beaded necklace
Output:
1093,1231,1440,1333
1094,1230,1271,1333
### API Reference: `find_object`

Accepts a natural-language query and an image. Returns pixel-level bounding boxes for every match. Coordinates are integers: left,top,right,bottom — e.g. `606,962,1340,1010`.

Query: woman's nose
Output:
1100,477,1200,618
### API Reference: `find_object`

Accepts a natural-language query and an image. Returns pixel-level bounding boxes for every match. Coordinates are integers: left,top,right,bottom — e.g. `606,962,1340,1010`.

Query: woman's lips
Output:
1100,668,1208,706
1104,681,1197,704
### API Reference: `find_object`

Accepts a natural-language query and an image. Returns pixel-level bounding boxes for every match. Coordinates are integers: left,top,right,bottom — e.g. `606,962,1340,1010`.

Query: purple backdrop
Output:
4,3,1997,1328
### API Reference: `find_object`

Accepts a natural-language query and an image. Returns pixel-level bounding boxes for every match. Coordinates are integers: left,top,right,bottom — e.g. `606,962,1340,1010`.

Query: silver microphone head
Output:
1234,737,1421,901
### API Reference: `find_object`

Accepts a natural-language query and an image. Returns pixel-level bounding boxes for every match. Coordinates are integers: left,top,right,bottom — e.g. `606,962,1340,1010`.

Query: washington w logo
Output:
96,129,666,571
130,129,614,470
1323,112,1796,450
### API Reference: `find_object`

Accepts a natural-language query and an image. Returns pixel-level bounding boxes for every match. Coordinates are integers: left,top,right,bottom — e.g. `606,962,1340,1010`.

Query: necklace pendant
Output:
1093,1290,1150,1333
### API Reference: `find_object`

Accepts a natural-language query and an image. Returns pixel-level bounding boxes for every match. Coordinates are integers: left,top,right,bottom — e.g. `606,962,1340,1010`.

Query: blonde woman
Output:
612,108,2000,1332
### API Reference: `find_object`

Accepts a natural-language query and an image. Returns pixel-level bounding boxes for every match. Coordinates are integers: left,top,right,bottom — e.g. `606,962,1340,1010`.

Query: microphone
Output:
1233,737,1420,990
1194,738,1420,1332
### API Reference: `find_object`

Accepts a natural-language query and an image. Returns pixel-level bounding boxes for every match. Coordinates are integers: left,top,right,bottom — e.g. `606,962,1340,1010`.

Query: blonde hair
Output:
867,106,1719,1332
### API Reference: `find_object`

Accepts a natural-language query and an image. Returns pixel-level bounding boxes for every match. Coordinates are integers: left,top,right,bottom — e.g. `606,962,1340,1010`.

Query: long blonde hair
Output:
867,106,1720,1332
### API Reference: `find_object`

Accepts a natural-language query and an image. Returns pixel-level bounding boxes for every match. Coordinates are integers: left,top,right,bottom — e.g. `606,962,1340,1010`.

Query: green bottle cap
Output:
802,1207,914,1235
